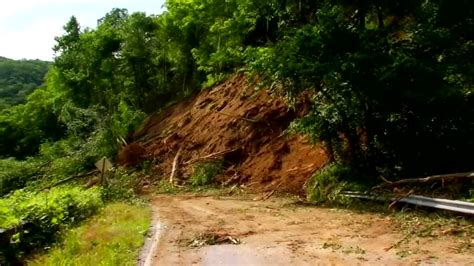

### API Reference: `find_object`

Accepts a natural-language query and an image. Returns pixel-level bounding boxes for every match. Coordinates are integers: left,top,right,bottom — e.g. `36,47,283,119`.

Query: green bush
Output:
190,160,224,187
39,132,115,179
155,179,184,194
101,168,143,202
0,186,103,260
306,163,361,204
0,130,119,195
0,158,48,196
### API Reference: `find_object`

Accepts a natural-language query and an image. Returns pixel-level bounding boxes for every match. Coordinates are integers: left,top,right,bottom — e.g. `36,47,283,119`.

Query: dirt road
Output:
144,195,473,265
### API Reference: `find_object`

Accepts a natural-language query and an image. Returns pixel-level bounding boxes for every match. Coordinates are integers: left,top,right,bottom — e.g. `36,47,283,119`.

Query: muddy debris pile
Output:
118,74,327,194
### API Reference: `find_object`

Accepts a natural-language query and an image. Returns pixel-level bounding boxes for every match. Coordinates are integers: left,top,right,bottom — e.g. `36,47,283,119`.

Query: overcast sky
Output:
0,0,166,61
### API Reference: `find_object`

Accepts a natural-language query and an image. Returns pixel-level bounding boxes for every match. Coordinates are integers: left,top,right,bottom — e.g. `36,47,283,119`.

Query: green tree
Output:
248,0,474,178
0,57,51,108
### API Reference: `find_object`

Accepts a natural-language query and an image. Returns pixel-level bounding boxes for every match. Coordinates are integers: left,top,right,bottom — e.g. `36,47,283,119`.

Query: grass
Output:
28,202,151,266
391,210,474,253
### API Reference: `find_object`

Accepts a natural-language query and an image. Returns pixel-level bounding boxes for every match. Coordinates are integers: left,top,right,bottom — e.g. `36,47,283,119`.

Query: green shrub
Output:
101,168,143,202
190,160,224,187
0,132,117,196
155,179,185,194
306,163,359,204
0,158,48,196
0,186,103,260
32,129,121,190
202,73,228,89
0,128,121,197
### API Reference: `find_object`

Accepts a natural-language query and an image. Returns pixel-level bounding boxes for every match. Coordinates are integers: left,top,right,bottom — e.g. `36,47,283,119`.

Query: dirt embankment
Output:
119,74,327,194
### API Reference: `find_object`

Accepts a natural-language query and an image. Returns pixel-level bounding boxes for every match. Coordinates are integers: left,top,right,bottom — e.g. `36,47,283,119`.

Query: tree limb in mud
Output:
170,147,182,184
183,148,237,165
214,111,259,123
373,172,474,190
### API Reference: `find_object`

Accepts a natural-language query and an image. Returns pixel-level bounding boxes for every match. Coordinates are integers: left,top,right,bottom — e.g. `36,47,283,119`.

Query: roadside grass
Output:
337,198,474,242
28,202,151,266
390,210,474,254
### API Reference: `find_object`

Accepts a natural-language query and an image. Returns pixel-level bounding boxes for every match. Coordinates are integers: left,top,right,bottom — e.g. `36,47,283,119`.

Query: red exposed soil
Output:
120,74,327,194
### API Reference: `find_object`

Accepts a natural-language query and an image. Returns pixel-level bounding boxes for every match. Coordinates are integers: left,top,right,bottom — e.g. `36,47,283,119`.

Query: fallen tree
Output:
374,172,474,190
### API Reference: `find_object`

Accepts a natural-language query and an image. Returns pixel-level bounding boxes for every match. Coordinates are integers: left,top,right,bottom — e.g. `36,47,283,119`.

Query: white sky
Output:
0,0,166,61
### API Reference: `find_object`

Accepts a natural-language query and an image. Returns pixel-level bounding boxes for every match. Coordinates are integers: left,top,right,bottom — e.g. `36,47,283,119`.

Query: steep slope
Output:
120,74,327,194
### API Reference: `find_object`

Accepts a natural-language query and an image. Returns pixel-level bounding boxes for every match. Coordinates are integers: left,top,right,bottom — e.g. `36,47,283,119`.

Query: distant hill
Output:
0,57,51,109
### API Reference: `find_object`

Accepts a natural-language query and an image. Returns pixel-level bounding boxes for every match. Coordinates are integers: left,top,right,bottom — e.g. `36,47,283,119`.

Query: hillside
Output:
0,57,51,109
119,74,328,193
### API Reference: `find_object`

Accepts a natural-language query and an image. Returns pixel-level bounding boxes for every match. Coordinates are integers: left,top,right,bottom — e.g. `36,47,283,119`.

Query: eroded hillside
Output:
119,74,327,194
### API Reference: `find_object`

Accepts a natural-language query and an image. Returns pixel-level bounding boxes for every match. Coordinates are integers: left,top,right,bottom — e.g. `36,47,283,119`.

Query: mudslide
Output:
143,195,473,265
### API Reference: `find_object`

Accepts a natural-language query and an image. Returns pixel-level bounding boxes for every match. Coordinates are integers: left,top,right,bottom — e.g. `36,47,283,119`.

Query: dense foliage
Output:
247,0,474,178
0,57,50,109
28,203,150,266
0,187,102,261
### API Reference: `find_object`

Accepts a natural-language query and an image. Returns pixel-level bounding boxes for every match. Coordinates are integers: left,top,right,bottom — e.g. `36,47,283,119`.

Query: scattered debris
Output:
187,232,241,248
385,234,411,252
262,189,277,200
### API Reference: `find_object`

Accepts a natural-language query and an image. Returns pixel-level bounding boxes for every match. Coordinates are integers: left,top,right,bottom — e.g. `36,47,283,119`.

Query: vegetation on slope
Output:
0,57,51,109
0,187,102,263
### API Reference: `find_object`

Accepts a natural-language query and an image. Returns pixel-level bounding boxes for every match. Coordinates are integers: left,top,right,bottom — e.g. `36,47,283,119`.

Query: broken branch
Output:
214,111,259,123
170,147,182,184
374,172,474,190
41,170,99,191
183,148,237,165
385,233,411,251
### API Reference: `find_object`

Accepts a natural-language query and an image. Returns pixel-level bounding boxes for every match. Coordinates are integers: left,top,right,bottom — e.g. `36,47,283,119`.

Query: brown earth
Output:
144,195,473,265
119,74,328,194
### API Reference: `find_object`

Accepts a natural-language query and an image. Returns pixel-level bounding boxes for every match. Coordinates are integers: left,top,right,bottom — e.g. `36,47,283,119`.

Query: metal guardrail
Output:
341,191,474,215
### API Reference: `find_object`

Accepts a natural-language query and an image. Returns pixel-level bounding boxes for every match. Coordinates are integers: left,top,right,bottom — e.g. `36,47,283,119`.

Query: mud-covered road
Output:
143,195,473,265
